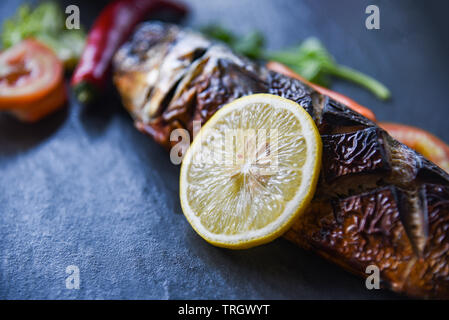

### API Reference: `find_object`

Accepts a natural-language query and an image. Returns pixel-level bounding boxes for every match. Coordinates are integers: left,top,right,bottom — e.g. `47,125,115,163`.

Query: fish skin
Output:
113,22,449,298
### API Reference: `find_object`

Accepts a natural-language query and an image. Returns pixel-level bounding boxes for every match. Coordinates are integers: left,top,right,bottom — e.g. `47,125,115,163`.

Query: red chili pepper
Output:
71,0,188,103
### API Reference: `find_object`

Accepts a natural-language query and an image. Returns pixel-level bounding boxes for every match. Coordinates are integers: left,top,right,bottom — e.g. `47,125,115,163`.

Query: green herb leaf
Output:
233,31,265,60
268,37,391,99
1,1,86,69
201,25,391,100
200,24,265,60
200,25,236,45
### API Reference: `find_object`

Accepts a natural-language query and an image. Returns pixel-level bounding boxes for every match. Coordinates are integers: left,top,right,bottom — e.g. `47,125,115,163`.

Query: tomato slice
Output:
0,39,66,121
266,61,377,121
379,122,449,172
0,39,64,107
9,81,67,122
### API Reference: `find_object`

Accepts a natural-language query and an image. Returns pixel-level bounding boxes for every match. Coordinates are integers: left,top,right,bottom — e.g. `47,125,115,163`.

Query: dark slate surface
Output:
0,0,447,299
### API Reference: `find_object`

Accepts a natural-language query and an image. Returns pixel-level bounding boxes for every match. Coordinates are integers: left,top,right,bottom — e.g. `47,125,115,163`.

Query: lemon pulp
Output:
180,94,322,249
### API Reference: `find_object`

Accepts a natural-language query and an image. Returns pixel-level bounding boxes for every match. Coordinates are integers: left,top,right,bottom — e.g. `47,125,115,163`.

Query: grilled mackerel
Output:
113,22,449,298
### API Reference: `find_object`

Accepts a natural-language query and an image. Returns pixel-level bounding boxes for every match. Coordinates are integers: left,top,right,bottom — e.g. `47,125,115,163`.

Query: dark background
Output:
0,0,448,299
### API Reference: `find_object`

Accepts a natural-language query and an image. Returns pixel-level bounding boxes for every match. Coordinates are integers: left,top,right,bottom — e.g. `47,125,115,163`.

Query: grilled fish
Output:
113,22,449,298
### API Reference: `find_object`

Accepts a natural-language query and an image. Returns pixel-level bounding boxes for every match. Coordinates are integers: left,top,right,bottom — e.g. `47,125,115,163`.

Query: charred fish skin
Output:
321,127,391,183
113,22,449,298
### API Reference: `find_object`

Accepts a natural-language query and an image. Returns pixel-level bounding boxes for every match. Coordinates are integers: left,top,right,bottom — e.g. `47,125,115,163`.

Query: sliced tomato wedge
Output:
379,122,449,172
266,61,377,121
0,39,66,121
10,81,67,122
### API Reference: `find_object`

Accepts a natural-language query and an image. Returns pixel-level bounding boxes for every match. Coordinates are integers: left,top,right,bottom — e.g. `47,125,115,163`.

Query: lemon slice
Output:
180,94,322,249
